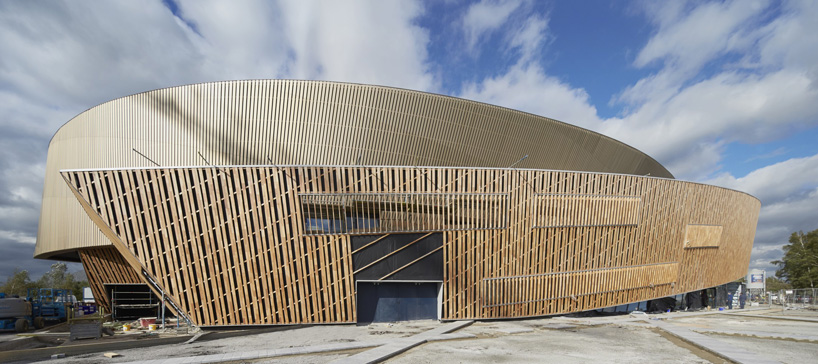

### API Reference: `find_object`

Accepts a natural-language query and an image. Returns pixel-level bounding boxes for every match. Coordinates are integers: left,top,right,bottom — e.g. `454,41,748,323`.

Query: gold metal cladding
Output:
61,165,758,325
36,80,672,258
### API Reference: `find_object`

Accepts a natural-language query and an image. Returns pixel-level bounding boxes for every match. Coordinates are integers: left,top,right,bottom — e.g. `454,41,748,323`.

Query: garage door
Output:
357,282,439,322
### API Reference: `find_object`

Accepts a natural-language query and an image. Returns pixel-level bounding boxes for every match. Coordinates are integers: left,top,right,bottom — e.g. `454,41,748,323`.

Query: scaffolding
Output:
106,284,159,321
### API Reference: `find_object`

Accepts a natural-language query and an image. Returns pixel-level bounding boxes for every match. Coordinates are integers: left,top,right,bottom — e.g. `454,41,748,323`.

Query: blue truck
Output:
0,289,74,332
0,292,41,332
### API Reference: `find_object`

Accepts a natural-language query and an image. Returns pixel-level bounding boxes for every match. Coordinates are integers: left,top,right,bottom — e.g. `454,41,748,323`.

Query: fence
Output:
772,288,818,310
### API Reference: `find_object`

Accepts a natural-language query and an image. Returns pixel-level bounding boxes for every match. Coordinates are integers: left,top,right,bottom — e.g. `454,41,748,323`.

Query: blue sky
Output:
0,0,817,281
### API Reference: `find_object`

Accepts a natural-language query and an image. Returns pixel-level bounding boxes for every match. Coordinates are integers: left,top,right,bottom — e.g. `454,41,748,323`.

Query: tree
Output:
37,263,74,290
773,229,818,289
35,263,89,297
2,264,89,298
1,268,34,296
765,277,792,292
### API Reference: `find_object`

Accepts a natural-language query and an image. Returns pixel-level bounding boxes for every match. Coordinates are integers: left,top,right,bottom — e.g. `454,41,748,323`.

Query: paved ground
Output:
17,305,818,363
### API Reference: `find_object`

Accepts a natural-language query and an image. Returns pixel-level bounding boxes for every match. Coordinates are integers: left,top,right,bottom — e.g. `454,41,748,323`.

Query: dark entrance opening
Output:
351,233,443,281
105,284,160,321
357,282,439,323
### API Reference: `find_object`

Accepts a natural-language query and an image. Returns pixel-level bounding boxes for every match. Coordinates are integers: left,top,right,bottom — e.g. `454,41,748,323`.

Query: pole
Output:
781,289,784,315
161,296,166,330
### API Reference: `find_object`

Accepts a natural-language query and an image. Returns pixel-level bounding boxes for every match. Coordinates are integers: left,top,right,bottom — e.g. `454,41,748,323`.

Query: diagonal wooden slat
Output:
379,246,444,281
78,246,142,312
352,233,433,275
38,80,674,261
62,165,759,325
351,234,391,255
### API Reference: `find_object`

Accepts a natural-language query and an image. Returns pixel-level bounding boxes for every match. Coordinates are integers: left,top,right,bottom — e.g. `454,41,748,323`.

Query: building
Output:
35,80,760,326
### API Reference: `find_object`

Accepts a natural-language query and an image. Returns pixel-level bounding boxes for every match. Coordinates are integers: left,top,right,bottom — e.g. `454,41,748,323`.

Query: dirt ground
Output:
16,306,818,363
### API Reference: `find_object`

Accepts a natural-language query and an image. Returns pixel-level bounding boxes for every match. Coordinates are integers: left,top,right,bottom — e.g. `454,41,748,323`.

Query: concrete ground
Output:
21,305,818,364
389,320,710,364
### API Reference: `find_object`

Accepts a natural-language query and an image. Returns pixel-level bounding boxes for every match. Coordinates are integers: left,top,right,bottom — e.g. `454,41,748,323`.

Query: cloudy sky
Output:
1,0,816,282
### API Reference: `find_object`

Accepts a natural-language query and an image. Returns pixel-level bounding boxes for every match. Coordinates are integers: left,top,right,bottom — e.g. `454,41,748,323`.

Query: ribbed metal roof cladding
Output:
36,80,672,258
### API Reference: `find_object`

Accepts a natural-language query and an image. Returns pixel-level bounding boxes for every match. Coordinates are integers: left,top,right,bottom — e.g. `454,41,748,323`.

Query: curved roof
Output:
35,80,672,259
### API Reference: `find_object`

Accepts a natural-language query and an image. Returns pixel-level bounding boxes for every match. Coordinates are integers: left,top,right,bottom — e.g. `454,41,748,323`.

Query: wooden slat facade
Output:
62,166,759,326
77,247,142,311
36,80,673,260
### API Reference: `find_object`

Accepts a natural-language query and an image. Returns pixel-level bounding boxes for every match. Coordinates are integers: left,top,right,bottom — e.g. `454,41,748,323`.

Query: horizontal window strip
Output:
300,192,508,235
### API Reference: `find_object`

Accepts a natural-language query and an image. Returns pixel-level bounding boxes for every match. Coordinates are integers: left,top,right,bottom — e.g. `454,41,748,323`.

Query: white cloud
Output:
634,0,768,73
0,1,204,107
603,68,818,179
0,0,437,257
458,12,600,130
175,0,438,91
704,153,818,203
602,0,818,180
0,0,816,278
704,153,818,271
173,0,291,80
462,0,523,53
616,0,768,107
748,189,818,272
508,14,549,62
277,0,435,91
757,0,818,74
0,90,75,242
457,1,818,183
454,1,818,274
460,63,602,130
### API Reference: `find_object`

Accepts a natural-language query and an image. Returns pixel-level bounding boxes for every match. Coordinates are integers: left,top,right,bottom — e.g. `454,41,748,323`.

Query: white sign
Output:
746,269,766,290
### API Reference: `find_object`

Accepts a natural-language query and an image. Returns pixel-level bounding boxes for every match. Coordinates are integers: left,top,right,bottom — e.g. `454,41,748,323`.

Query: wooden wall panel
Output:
63,165,759,325
481,263,678,312
684,224,723,248
64,168,356,326
37,80,673,259
532,194,641,228
78,247,142,311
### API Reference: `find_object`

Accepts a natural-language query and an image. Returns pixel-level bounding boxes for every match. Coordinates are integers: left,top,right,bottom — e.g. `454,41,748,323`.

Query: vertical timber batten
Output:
62,166,758,325
36,80,674,259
